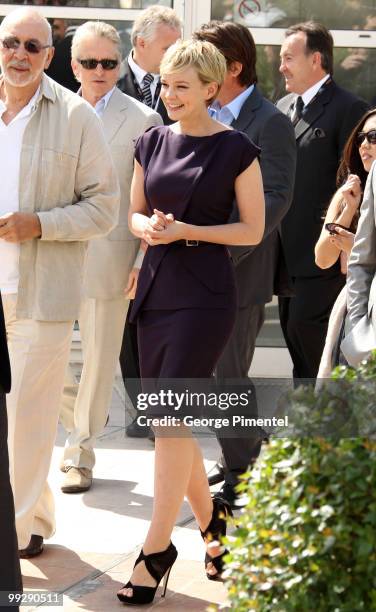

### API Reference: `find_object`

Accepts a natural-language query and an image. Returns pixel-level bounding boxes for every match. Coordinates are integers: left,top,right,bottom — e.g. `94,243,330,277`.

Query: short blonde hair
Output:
160,39,227,94
72,21,122,61
131,5,181,46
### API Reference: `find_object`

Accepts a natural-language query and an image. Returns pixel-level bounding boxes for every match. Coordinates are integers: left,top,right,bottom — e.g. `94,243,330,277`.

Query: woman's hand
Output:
143,209,181,245
124,267,140,299
148,209,175,230
143,218,185,245
340,174,362,211
329,226,355,256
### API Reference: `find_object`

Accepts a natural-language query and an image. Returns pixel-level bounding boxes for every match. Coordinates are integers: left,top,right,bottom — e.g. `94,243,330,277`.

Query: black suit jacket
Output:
277,80,369,278
117,61,171,125
0,295,10,394
229,86,297,307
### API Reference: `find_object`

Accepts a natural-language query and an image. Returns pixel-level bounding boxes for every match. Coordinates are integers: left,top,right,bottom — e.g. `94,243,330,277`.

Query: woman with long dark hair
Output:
315,108,376,376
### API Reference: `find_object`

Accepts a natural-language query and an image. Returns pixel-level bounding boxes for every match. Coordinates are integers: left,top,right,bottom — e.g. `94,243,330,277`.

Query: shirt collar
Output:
301,74,330,107
94,86,116,117
209,84,255,123
128,51,159,86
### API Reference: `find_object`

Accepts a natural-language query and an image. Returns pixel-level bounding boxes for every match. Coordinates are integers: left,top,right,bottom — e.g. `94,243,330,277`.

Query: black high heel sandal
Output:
117,542,178,606
200,497,233,581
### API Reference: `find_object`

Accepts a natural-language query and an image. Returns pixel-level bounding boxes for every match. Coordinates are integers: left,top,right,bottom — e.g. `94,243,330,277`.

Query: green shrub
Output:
224,355,376,611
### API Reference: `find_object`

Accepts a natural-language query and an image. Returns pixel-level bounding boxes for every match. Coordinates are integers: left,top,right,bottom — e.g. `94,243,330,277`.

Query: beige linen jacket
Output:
83,87,162,299
12,74,120,321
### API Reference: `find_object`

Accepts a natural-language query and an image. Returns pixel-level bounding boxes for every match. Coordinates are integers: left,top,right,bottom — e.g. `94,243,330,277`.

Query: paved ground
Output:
20,376,229,612
20,343,292,611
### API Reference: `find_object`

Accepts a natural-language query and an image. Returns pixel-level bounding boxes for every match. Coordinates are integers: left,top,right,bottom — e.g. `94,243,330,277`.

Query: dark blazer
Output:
0,295,10,394
45,31,77,92
229,85,296,306
117,61,171,125
277,80,369,278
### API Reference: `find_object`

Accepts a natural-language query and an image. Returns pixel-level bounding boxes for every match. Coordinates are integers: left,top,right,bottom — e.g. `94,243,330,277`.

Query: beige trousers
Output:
3,294,74,549
60,296,129,470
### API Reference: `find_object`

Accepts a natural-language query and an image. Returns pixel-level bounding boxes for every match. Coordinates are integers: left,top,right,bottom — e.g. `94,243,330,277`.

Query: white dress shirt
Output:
209,84,255,126
128,51,160,107
0,87,40,294
301,74,330,107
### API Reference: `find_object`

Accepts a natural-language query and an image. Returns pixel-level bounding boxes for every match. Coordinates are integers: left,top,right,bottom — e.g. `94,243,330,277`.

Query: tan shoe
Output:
61,466,92,493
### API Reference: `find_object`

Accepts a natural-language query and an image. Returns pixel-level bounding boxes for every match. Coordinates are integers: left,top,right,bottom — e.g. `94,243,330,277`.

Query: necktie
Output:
141,73,154,108
290,96,304,126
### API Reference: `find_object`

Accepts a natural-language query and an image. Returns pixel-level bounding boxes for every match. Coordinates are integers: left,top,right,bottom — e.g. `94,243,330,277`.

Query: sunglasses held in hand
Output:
0,36,51,54
77,58,119,70
325,223,353,235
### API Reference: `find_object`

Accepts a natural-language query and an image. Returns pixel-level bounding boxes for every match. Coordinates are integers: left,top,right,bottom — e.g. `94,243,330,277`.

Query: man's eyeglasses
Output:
0,36,51,54
77,58,119,71
357,129,376,146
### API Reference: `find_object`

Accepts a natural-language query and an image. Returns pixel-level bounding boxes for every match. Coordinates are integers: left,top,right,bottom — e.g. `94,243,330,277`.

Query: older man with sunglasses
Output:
0,8,119,557
58,21,162,494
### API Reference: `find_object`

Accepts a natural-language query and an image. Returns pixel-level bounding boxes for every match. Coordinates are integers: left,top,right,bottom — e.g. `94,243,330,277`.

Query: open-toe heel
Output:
117,541,177,605
200,497,233,581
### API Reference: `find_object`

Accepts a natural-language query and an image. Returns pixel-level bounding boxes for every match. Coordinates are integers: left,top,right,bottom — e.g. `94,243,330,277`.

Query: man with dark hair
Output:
194,21,296,506
277,21,369,381
0,293,22,609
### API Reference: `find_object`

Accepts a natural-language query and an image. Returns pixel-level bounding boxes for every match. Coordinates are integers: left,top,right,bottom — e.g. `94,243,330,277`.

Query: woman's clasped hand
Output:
143,208,181,245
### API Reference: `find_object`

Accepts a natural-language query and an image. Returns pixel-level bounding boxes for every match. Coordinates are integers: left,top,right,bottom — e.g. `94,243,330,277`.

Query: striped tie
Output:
290,96,304,126
141,73,154,108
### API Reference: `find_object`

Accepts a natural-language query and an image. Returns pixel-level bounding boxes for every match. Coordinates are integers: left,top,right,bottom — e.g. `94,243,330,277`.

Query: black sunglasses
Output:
77,58,119,70
356,129,376,146
0,36,51,54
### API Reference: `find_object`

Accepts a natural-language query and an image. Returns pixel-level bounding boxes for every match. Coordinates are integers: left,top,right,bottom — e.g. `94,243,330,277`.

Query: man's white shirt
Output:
301,74,330,107
0,87,40,294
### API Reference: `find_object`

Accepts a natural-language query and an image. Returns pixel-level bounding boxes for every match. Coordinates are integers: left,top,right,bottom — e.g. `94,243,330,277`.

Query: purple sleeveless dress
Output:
131,125,260,385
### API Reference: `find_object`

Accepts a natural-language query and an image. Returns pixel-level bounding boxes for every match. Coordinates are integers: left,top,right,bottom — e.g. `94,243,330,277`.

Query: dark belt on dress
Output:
174,240,209,247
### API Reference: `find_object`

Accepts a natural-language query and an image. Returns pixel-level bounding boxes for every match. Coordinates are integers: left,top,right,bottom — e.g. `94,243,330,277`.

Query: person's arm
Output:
230,111,296,264
315,174,362,269
347,163,376,327
130,158,265,247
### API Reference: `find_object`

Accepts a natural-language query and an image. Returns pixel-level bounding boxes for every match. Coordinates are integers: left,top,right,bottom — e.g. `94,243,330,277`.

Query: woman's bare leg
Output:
185,439,223,577
119,426,198,597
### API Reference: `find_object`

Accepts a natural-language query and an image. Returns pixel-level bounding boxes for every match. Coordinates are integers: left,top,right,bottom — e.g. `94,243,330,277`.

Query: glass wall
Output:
211,0,376,31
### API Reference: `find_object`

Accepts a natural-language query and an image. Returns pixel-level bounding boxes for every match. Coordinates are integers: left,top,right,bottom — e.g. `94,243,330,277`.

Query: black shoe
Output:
117,542,178,605
200,497,233,581
214,483,246,510
126,417,151,439
19,535,44,559
208,462,225,486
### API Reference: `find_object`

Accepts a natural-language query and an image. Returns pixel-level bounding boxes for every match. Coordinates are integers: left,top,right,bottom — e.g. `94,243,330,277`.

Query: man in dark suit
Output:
0,294,22,607
277,21,369,381
117,5,181,437
194,22,296,506
118,5,181,124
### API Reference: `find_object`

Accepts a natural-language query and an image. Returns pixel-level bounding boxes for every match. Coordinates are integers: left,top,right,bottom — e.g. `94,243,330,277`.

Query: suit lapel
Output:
102,87,129,143
118,63,139,100
231,85,262,132
294,81,335,140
